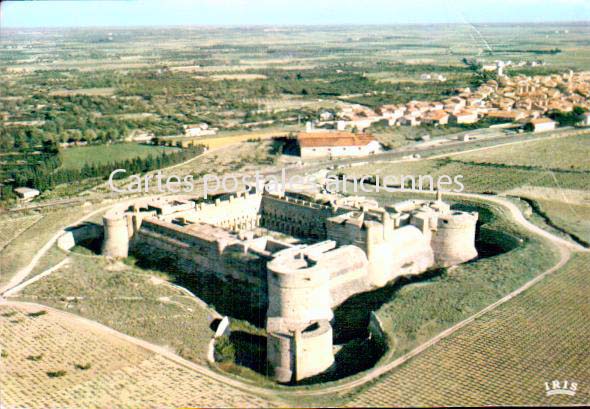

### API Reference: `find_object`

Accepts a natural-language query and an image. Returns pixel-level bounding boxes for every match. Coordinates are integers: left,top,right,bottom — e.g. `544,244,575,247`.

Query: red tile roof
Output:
530,117,556,125
297,132,376,148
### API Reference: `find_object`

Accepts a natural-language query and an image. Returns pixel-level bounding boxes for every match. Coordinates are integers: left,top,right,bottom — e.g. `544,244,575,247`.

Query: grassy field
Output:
48,87,116,97
0,303,275,408
0,213,43,251
345,253,590,407
166,128,294,150
343,157,590,194
59,143,177,170
15,254,216,366
527,199,590,245
369,124,470,149
344,132,590,194
455,134,590,171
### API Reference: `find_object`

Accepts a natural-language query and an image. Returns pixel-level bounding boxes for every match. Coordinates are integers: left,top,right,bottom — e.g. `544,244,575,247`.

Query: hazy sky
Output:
2,0,590,28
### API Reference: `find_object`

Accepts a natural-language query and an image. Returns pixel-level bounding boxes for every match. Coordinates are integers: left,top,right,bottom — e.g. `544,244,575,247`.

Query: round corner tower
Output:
265,244,336,383
431,211,478,267
101,211,130,258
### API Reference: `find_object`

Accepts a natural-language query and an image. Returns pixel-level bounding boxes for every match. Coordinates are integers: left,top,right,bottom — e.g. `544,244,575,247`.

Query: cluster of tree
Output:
7,145,204,192
548,106,588,127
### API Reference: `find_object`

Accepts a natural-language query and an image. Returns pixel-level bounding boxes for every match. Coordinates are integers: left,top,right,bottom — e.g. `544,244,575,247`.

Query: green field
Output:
59,144,178,170
343,133,590,195
455,134,590,171
346,253,590,407
0,206,96,289
530,199,590,245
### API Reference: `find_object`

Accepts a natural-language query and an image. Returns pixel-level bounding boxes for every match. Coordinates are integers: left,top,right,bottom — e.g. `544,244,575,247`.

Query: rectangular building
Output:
297,132,381,160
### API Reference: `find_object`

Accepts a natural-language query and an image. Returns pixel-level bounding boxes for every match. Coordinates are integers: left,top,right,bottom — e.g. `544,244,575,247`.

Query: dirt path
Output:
0,206,107,295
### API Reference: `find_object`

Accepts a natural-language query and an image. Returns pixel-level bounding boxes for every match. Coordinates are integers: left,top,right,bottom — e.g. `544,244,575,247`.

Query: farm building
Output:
183,123,217,137
297,131,381,159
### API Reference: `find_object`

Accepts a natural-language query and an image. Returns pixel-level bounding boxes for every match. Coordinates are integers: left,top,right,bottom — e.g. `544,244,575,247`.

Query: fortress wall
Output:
260,195,337,239
267,332,294,383
326,218,366,249
366,225,435,288
431,211,479,267
57,223,103,252
327,247,371,306
135,219,268,286
267,266,333,326
136,226,222,272
266,242,370,342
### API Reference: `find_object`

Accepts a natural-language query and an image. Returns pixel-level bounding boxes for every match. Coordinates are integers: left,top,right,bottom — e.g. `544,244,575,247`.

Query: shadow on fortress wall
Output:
132,247,269,327
67,222,104,255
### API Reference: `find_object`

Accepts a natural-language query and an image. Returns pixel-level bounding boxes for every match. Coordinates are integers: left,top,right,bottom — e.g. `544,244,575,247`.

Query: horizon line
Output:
3,20,590,30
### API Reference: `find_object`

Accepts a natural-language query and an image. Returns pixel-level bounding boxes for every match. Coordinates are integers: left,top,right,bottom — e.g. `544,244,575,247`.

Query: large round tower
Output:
101,212,130,258
431,211,478,267
265,242,337,383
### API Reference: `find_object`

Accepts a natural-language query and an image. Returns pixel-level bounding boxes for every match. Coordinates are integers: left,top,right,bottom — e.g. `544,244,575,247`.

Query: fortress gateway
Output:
102,189,478,383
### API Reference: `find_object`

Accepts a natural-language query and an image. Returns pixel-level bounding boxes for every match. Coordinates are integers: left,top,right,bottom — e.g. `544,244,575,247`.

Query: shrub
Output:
27,310,47,318
214,336,236,362
46,370,67,378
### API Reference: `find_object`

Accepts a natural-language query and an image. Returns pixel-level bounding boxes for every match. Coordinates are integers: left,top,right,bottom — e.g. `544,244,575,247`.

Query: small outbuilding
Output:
529,117,557,133
14,187,40,202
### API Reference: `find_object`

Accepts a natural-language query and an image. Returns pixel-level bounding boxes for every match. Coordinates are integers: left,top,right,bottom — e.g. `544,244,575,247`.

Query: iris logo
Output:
545,380,578,397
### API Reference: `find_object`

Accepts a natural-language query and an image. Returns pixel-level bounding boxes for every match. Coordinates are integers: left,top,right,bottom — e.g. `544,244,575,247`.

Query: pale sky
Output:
1,0,590,28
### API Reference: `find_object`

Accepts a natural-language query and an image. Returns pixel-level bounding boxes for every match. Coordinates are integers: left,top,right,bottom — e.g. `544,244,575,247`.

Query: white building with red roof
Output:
297,132,382,160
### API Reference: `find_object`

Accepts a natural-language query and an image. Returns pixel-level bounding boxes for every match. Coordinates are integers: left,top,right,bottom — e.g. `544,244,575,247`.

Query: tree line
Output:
6,144,204,193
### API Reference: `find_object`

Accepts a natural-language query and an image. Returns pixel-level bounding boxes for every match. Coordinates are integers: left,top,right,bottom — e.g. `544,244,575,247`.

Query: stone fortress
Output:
102,187,478,383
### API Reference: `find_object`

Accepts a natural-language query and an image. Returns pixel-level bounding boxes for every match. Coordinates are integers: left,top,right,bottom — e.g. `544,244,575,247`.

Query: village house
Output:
399,115,421,127
319,111,334,121
421,110,449,126
486,110,526,122
450,110,478,125
443,97,466,113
